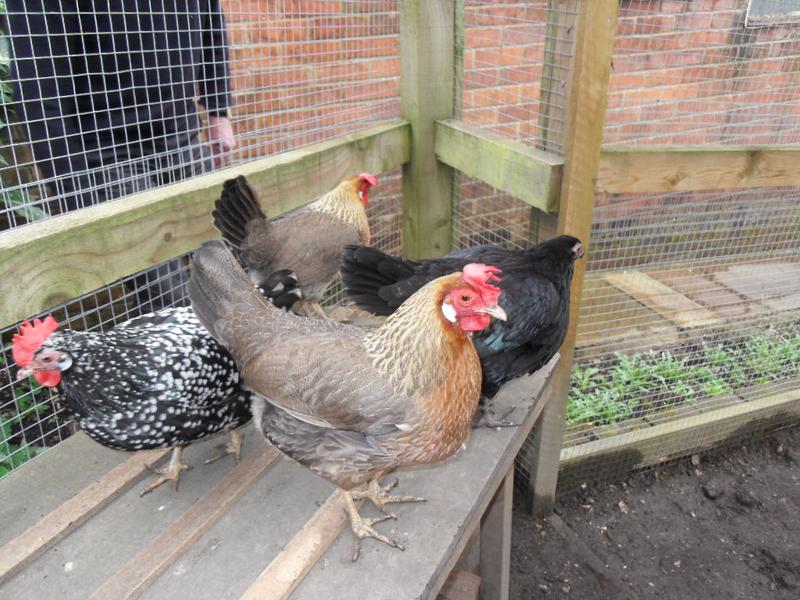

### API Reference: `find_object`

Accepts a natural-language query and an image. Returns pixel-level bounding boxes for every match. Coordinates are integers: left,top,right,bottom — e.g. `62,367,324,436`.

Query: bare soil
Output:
511,426,800,599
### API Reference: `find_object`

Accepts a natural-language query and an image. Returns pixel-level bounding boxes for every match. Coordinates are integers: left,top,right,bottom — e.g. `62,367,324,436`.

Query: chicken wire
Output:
0,0,401,476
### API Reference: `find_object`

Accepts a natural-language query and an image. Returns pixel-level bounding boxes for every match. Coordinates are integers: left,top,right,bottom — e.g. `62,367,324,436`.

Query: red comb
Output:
12,316,59,367
462,263,502,304
358,173,378,187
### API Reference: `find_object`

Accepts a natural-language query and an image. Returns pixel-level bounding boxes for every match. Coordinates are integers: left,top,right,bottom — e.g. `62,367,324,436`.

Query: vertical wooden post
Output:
400,0,455,259
527,0,619,516
479,470,513,600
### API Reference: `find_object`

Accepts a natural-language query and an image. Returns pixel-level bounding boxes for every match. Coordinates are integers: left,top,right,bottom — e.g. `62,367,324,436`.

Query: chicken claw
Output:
351,477,426,515
141,447,191,496
204,429,244,465
472,399,518,429
343,491,405,562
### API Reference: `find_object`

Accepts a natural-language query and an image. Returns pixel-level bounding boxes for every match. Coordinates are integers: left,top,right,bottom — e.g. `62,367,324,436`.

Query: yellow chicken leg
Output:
343,490,405,562
140,447,191,496
351,477,426,515
204,429,244,464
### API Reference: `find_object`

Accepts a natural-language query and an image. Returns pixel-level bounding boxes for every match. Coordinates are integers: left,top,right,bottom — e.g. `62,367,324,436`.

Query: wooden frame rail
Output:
434,119,563,213
0,120,410,329
597,146,800,194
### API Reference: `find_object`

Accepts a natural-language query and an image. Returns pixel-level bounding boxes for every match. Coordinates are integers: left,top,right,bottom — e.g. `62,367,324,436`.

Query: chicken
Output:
187,240,506,560
341,235,583,426
212,173,376,318
12,307,253,495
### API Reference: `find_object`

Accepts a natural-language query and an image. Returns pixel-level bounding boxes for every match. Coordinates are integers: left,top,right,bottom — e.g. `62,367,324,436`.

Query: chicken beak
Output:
482,304,507,322
16,366,33,380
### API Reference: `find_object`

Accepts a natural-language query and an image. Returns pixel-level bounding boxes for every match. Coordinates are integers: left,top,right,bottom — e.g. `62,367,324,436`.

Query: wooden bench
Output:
0,357,557,600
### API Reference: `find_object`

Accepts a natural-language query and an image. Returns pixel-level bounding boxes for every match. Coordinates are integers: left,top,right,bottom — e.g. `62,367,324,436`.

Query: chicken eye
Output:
460,294,471,303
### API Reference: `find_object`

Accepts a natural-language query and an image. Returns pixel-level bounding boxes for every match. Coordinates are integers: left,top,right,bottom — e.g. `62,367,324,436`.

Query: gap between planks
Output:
90,443,281,600
0,447,170,586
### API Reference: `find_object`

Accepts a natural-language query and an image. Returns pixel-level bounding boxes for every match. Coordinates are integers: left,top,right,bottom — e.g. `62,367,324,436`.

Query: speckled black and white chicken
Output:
12,306,253,495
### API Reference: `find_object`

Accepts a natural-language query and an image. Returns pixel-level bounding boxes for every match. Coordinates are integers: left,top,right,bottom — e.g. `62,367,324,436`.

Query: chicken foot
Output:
297,299,330,320
472,397,518,429
141,447,191,496
351,477,426,516
343,490,405,562
204,429,244,465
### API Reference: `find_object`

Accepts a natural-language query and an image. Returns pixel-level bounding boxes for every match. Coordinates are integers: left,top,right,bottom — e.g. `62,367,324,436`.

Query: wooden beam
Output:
239,492,355,600
478,470,513,600
596,146,800,194
526,0,619,516
559,388,800,488
434,119,563,213
90,444,281,600
0,120,410,329
400,0,455,259
0,447,170,586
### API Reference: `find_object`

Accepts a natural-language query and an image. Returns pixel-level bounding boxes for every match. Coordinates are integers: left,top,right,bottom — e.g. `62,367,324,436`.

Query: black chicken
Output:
340,235,583,426
13,307,253,495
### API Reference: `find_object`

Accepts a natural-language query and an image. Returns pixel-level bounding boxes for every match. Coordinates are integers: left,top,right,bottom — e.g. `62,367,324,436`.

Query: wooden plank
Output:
89,444,281,600
526,0,620,516
596,146,800,194
239,492,355,600
0,447,170,586
559,388,800,488
291,358,558,600
479,470,513,600
603,270,723,329
0,120,410,329
438,570,481,600
434,119,563,213
401,0,455,259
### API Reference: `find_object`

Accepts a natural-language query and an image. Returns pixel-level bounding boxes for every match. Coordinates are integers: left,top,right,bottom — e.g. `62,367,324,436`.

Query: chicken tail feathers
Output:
188,240,266,342
256,269,302,311
212,175,266,248
340,245,421,316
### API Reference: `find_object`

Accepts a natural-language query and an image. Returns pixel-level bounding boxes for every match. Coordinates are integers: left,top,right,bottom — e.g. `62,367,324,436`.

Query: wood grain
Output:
400,0,455,259
0,120,410,329
0,448,170,586
89,444,281,600
434,119,563,213
603,270,723,329
597,146,800,194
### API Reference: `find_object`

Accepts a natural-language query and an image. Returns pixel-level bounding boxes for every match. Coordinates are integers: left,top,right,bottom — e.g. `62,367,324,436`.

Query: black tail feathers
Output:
340,245,417,316
256,269,302,311
212,176,266,248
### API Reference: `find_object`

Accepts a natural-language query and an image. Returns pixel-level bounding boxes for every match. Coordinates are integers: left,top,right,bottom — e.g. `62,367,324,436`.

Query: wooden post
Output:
400,0,455,259
527,0,619,516
479,470,513,600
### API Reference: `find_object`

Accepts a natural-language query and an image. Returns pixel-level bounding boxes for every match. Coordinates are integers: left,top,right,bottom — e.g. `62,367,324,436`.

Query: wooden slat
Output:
400,0,455,259
239,492,356,600
596,146,800,194
0,447,170,586
479,470,513,600
89,444,281,600
434,119,563,213
603,270,723,329
526,0,620,516
437,570,481,600
559,388,800,487
0,120,410,329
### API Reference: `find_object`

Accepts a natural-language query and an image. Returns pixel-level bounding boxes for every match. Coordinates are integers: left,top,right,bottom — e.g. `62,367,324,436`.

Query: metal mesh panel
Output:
0,0,401,477
606,0,800,146
459,0,576,153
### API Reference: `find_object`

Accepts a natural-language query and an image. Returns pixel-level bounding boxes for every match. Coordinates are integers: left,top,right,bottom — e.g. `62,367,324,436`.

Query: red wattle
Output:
34,370,62,387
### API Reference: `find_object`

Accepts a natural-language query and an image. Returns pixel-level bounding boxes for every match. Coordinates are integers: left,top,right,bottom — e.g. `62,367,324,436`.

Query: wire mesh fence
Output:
0,0,401,477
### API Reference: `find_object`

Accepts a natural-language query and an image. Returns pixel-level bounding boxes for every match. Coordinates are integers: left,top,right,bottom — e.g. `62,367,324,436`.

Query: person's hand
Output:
207,115,237,165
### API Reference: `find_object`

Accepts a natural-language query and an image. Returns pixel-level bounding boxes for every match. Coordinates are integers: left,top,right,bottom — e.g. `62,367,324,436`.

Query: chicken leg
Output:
297,299,330,320
140,447,191,496
204,429,244,464
351,477,426,515
472,397,518,429
343,490,405,562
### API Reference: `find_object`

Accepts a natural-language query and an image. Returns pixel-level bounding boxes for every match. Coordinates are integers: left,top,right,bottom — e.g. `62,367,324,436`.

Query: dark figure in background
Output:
7,0,236,311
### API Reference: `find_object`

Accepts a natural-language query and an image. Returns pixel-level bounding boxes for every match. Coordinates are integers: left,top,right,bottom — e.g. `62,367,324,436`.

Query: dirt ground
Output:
510,426,800,599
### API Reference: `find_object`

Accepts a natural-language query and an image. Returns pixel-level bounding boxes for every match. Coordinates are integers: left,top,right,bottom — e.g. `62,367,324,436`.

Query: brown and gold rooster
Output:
212,173,375,318
187,241,506,560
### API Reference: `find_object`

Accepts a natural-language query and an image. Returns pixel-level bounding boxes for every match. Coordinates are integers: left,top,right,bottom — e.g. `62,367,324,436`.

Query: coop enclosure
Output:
0,0,799,502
